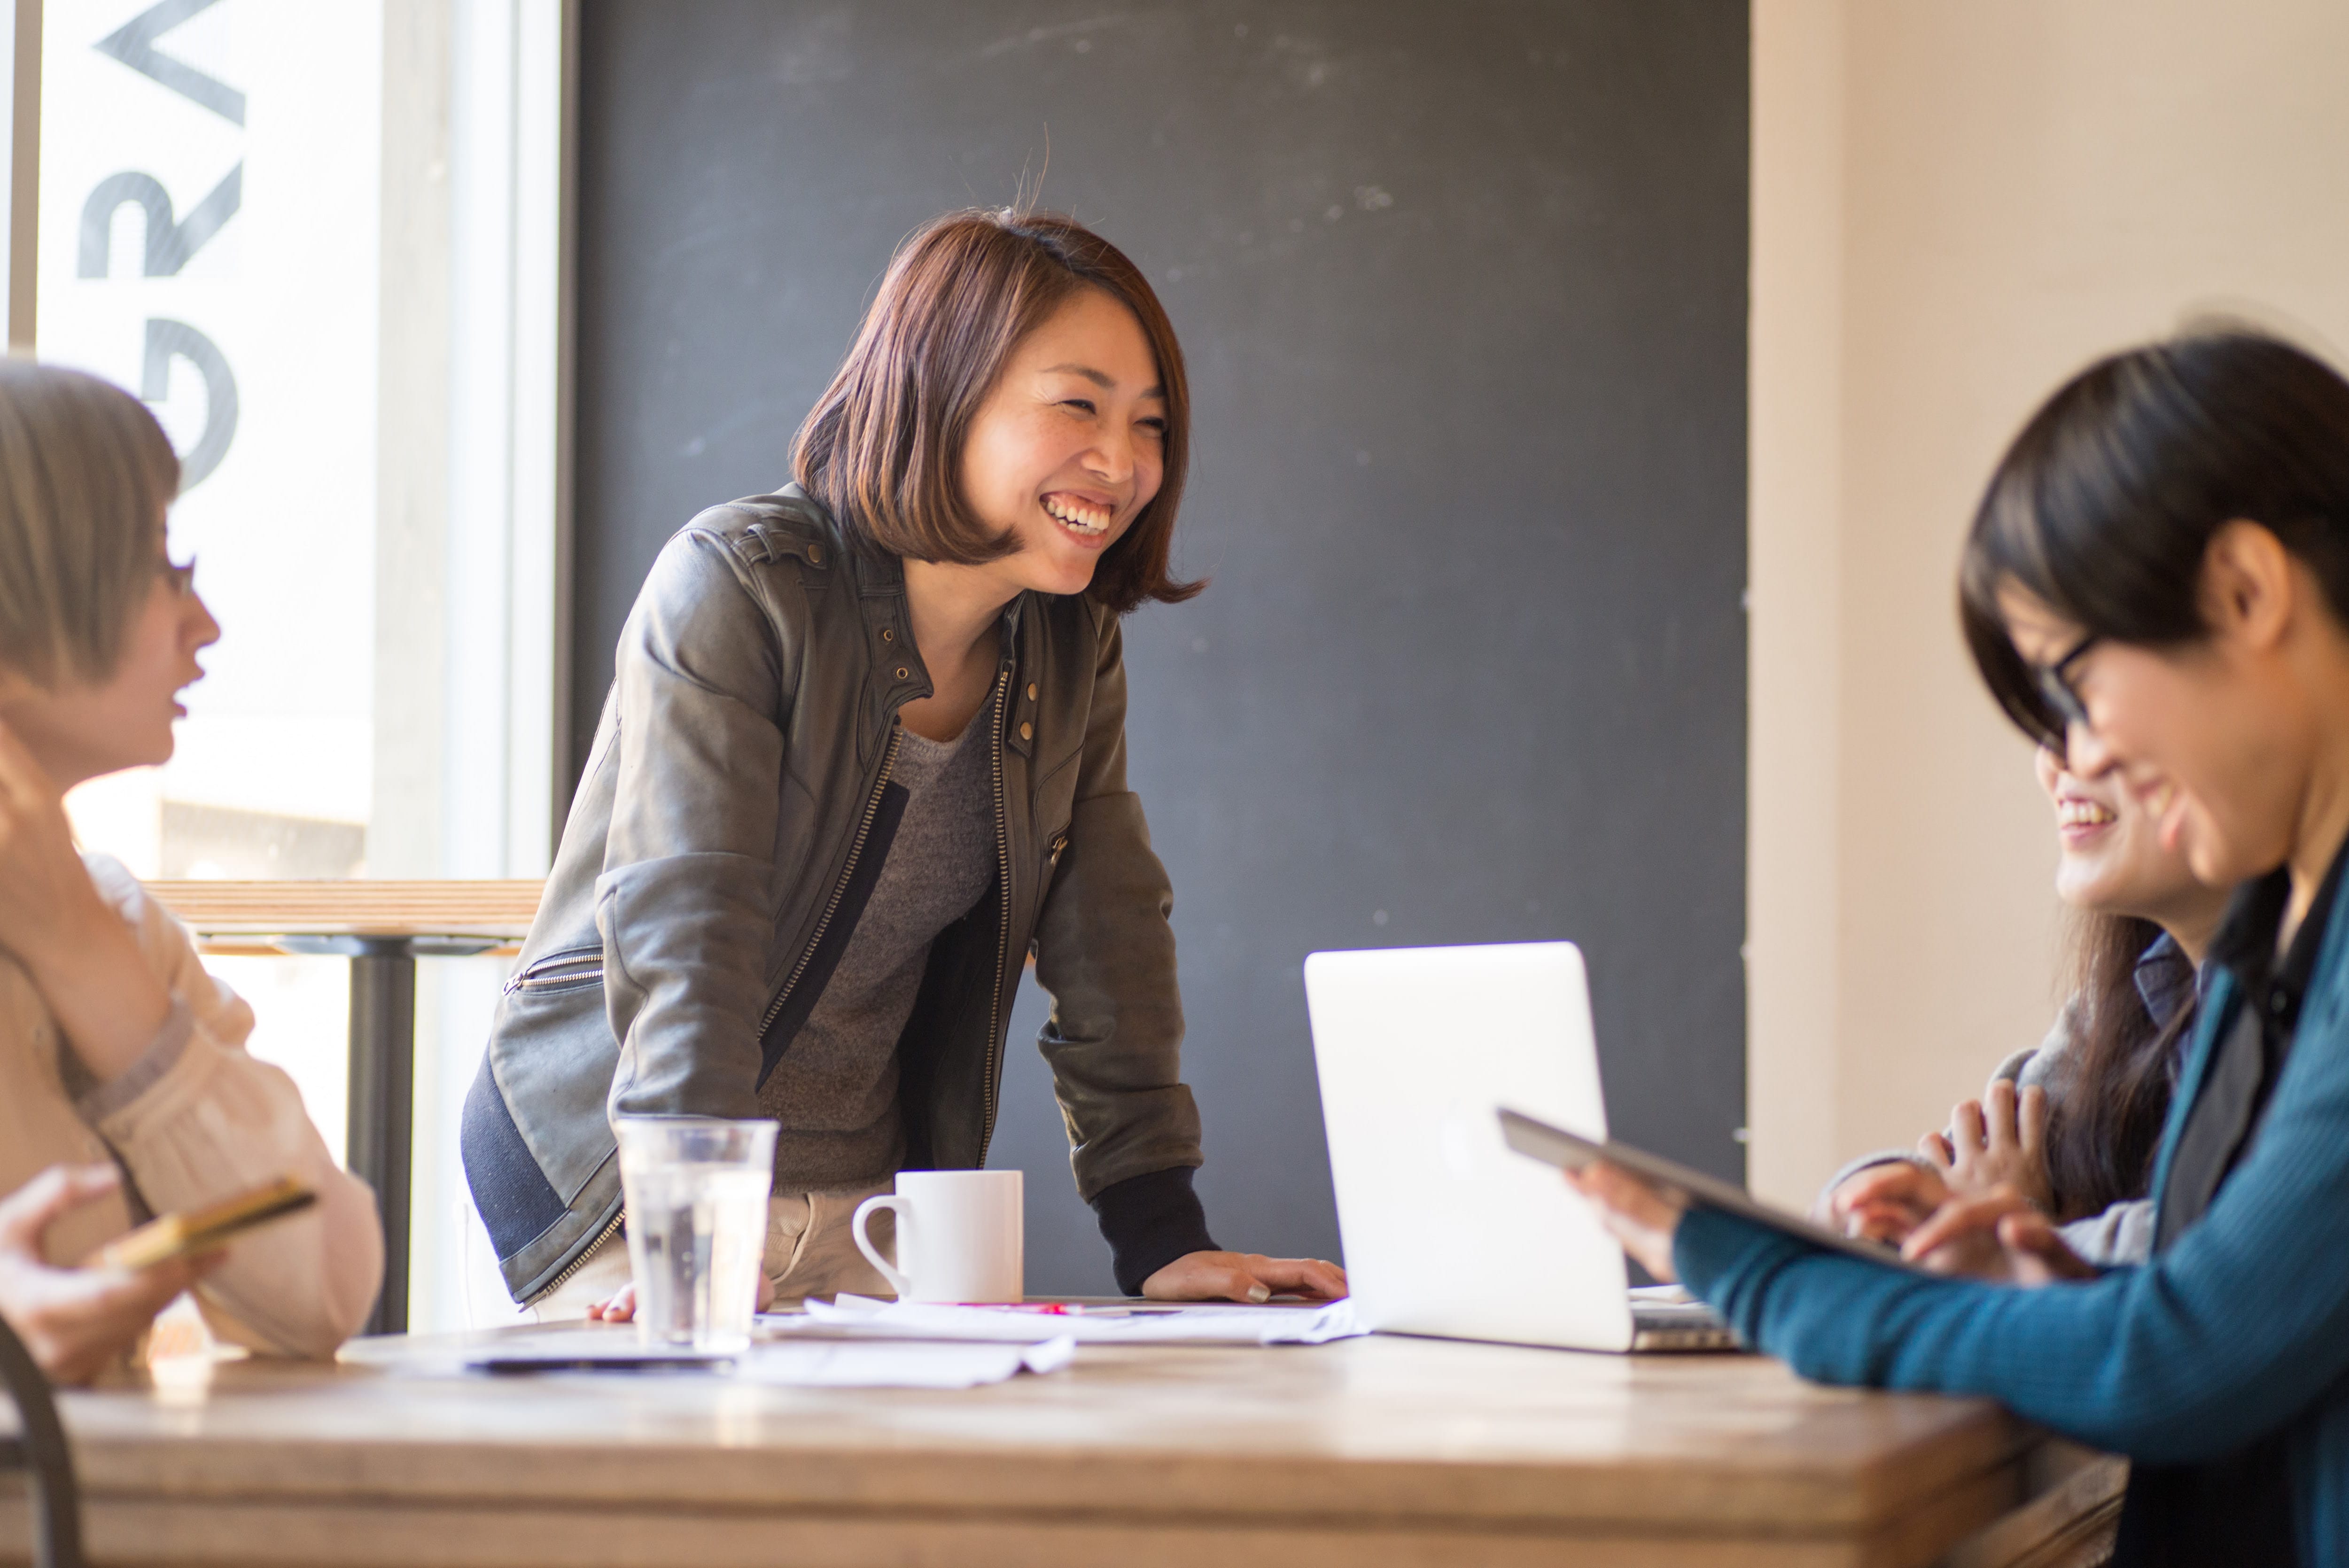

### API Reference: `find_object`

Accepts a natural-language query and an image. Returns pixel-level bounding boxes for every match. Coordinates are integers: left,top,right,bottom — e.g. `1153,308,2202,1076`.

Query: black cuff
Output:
1090,1166,1218,1296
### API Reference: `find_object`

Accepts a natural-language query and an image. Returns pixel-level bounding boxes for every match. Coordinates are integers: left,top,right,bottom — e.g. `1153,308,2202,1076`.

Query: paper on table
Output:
451,1326,1074,1388
768,1295,1367,1346
733,1335,1075,1389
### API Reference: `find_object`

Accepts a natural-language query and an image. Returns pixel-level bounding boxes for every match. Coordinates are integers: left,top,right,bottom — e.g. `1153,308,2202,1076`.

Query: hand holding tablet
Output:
1496,1109,1922,1275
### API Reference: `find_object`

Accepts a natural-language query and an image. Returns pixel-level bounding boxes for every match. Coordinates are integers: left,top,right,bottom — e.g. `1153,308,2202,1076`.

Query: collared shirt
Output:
2132,931,2200,1042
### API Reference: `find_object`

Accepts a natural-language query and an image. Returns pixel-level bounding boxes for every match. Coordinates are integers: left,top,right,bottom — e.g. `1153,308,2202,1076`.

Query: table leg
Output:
345,942,416,1336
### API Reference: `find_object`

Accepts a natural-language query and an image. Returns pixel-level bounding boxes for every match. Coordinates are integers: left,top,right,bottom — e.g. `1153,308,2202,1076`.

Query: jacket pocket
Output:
1025,825,1074,943
503,944,606,996
477,967,623,1216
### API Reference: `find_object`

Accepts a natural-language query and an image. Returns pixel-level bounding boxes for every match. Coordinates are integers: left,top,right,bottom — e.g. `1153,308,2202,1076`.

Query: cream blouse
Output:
0,854,382,1358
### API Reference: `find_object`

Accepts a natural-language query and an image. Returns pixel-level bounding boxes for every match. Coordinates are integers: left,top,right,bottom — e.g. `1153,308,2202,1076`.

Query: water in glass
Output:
613,1118,776,1352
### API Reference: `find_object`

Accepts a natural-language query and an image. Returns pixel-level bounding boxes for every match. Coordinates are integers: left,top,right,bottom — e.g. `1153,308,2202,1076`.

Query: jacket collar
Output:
796,488,1034,753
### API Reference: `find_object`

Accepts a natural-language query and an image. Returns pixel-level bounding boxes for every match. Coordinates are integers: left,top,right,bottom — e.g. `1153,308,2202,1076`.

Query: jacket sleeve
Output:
598,528,793,1121
1029,609,1209,1236
1674,989,2349,1462
84,862,383,1358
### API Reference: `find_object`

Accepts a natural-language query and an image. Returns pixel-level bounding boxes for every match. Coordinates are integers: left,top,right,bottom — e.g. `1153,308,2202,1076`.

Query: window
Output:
35,0,569,1332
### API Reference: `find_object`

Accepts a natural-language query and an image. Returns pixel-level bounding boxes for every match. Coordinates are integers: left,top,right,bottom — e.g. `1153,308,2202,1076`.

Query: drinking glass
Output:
613,1117,777,1352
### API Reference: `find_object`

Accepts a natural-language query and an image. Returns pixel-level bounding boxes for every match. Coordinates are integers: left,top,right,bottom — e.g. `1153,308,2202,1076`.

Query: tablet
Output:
86,1175,318,1271
1495,1107,1926,1273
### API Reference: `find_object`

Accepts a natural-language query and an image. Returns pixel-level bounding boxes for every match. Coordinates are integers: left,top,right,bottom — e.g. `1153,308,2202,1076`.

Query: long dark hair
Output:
2040,911,2187,1219
1958,326,2349,746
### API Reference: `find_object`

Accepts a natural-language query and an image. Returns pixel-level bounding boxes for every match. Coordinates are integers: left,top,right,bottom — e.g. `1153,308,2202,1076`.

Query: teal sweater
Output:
1677,871,2349,1563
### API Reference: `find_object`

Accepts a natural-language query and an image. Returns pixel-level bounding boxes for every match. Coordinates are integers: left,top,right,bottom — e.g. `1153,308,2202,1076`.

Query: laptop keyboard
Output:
1629,1298,1741,1352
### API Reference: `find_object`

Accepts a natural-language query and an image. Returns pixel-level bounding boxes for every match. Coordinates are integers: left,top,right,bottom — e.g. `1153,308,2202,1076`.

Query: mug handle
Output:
850,1195,914,1299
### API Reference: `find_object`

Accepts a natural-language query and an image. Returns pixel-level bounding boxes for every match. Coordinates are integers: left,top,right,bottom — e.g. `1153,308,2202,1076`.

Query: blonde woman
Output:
0,362,380,1382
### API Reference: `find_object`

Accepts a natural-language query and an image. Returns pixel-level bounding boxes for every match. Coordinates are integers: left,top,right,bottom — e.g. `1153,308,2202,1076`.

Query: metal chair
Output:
0,1313,83,1568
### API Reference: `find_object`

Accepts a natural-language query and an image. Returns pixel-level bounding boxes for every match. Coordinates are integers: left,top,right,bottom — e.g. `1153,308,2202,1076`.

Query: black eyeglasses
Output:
2033,632,2100,731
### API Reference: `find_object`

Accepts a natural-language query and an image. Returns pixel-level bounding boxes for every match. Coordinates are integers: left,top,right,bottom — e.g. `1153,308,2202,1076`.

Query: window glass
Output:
44,0,382,874
39,0,561,1332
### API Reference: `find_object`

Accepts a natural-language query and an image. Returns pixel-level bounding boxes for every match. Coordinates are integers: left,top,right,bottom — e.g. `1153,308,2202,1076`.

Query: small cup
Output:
853,1170,1024,1303
614,1117,778,1351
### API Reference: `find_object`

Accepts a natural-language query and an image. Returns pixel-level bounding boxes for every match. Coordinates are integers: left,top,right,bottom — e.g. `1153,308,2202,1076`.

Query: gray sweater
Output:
756,718,995,1190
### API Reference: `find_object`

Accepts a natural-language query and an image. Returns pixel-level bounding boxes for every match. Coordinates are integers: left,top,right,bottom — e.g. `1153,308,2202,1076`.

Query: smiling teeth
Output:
1042,495,1110,535
2058,800,2116,828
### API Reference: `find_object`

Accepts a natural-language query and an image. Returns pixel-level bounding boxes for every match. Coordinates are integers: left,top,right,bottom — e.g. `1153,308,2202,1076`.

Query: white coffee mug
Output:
852,1170,1024,1303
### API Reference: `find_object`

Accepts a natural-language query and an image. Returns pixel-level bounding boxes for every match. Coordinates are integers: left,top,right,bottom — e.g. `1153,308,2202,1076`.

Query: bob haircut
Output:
1960,327,2349,746
792,207,1199,616
0,361,179,687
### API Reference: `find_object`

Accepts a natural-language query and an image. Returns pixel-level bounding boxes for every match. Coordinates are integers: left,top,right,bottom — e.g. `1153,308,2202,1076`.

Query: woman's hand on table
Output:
1142,1251,1348,1304
588,1255,1358,1315
1820,1162,1950,1245
1560,1163,1686,1283
585,1272,779,1323
1900,1185,2096,1285
0,1164,218,1385
1922,1080,2053,1212
582,1280,635,1322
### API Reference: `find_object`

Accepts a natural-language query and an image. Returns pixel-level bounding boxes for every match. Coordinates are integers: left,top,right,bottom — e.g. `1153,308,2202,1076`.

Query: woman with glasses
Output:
0,363,381,1382
1565,327,2349,1564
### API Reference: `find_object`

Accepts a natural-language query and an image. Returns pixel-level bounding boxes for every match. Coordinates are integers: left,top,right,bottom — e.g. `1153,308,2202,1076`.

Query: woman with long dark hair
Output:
1820,745,2228,1265
2039,907,2193,1240
464,210,1344,1313
1563,327,2349,1561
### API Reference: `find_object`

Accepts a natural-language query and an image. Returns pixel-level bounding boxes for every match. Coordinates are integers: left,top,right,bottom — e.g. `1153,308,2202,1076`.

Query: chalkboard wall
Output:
574,0,1749,1291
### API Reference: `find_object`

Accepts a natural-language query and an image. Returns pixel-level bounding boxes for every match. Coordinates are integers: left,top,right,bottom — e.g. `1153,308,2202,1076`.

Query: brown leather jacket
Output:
463,487,1211,1303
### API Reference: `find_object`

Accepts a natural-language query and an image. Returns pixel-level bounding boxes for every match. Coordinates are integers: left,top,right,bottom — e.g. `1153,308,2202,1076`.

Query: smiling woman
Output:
1956,332,2349,877
464,209,1344,1318
1814,739,2228,1267
1565,326,2349,1562
793,210,1196,614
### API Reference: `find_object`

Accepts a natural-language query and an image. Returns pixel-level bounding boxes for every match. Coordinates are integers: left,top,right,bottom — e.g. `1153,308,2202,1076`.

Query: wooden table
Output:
144,882,546,1336
0,1328,2122,1567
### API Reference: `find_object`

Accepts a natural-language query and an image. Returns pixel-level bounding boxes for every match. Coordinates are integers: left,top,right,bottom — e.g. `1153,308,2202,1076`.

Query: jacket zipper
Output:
501,950,603,994
528,729,906,1308
527,1202,624,1306
976,667,1014,1165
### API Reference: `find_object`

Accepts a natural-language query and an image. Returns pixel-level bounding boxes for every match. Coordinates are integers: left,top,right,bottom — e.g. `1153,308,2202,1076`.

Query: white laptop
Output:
1302,940,1736,1353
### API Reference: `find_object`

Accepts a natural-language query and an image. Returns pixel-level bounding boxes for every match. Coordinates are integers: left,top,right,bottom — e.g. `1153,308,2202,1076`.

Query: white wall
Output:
1749,0,2349,1204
